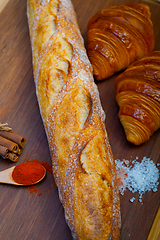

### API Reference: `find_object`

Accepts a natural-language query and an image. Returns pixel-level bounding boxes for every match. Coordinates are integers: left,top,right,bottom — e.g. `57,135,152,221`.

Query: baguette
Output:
27,0,121,239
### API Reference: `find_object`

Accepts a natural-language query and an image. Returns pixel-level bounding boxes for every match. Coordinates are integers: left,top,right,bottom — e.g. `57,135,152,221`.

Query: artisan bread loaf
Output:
27,0,121,239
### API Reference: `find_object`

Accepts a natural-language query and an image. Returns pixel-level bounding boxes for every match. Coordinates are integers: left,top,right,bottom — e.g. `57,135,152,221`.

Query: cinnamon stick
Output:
0,145,19,162
0,135,19,153
7,152,19,162
0,145,9,158
0,130,26,147
17,147,23,156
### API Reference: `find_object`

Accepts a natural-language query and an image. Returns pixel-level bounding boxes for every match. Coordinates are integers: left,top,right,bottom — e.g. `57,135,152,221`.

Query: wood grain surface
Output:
0,0,159,239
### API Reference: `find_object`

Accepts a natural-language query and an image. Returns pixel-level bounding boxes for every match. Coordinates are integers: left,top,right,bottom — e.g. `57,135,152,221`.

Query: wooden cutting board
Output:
0,0,159,239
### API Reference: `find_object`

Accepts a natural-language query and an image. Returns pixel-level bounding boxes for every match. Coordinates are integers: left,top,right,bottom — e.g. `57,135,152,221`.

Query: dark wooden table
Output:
0,0,160,239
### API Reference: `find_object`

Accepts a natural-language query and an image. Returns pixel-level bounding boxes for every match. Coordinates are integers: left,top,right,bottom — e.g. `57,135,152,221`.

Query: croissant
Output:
115,51,160,146
27,0,121,239
87,3,155,81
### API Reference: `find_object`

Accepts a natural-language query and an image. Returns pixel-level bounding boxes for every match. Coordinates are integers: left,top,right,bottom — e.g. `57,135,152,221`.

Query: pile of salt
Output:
115,157,160,203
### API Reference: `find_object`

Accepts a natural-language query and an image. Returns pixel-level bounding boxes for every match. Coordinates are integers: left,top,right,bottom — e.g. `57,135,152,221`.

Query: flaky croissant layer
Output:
27,0,121,239
87,3,154,81
115,51,160,146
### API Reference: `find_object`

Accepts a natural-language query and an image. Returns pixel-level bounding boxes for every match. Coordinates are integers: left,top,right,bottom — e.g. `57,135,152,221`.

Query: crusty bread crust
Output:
27,0,121,239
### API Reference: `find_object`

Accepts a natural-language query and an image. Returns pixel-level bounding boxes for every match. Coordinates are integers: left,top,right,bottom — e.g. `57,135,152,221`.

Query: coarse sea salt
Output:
115,157,160,203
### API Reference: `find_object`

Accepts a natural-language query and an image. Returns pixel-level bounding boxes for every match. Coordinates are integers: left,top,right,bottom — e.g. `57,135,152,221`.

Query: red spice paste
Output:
12,162,46,185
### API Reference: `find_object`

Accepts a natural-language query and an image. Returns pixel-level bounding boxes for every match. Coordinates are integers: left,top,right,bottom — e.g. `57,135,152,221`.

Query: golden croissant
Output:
115,51,160,146
87,3,154,80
